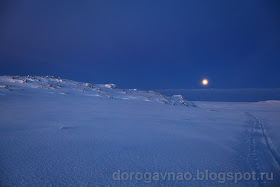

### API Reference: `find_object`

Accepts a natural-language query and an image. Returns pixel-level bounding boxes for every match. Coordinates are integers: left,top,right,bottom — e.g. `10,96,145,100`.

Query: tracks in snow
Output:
247,113,280,186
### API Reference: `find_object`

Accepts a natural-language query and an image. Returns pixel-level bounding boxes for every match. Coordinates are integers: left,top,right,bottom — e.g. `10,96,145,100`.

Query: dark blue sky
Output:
1,0,280,89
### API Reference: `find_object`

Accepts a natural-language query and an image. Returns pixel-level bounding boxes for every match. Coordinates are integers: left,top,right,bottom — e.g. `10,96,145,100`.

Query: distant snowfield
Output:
157,88,280,102
0,76,279,186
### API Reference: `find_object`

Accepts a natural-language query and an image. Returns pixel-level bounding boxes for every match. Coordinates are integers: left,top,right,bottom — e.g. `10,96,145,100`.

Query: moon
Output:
202,79,208,85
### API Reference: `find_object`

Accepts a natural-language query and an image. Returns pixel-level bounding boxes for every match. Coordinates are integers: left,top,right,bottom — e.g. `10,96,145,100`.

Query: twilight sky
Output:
1,0,280,89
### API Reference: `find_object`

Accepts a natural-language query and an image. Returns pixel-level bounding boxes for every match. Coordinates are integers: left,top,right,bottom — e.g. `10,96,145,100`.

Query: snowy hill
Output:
0,75,196,107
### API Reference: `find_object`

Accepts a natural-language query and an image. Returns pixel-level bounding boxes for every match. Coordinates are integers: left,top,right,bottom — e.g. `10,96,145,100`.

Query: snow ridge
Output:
0,76,196,107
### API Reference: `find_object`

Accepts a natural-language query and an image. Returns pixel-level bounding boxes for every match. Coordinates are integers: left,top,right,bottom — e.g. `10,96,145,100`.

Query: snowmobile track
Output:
246,113,280,186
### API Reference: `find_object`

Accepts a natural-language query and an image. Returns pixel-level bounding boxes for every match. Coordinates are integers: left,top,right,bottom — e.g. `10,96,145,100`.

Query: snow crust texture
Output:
0,76,280,186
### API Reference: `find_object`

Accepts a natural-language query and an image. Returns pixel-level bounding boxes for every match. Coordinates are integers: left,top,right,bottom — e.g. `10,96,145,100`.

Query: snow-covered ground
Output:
0,76,279,186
